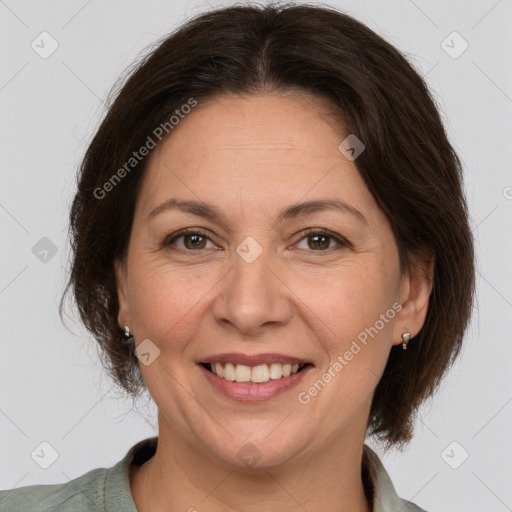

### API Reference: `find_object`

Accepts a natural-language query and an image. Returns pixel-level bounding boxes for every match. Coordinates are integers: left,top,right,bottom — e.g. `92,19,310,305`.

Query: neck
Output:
130,423,373,512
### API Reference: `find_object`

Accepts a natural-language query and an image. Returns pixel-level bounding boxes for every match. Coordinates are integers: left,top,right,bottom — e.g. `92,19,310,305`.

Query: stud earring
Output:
122,325,134,344
401,330,411,350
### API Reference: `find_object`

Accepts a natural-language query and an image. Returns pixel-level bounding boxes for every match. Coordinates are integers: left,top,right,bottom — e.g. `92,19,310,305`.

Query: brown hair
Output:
62,2,475,449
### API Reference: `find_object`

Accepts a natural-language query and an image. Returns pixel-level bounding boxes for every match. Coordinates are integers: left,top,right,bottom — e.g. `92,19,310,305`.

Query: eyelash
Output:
162,227,351,253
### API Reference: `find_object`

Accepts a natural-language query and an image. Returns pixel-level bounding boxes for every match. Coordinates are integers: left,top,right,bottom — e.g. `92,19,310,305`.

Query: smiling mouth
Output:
200,362,311,384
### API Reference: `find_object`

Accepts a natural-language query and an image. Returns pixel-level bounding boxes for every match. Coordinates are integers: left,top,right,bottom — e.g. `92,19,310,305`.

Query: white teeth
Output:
235,364,251,382
251,364,269,383
214,363,224,378
282,364,292,377
269,363,283,380
223,363,236,381
208,362,304,383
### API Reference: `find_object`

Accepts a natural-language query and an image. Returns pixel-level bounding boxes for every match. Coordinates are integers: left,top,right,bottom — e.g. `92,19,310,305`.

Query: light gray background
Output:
1,0,511,510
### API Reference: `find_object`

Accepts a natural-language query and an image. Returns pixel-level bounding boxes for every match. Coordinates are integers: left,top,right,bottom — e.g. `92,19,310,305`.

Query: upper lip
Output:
199,353,312,366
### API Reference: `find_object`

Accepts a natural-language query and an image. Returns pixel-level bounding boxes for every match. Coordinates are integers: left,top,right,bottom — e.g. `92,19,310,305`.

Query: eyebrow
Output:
147,198,368,227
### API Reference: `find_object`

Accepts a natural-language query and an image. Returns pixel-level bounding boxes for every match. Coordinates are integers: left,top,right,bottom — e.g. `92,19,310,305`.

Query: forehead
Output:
163,91,346,157
136,92,380,226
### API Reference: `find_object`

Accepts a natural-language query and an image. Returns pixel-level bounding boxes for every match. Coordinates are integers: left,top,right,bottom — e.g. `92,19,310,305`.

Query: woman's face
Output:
117,92,427,468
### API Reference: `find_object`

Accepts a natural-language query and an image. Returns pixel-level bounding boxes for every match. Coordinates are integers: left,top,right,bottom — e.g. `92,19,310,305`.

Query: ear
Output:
392,250,435,345
115,257,132,330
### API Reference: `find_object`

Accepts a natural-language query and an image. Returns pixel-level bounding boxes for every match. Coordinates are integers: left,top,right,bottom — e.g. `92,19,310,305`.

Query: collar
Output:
363,444,427,511
106,437,425,512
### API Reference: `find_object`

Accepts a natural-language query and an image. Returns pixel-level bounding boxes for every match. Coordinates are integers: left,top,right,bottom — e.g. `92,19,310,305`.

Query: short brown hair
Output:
62,2,475,448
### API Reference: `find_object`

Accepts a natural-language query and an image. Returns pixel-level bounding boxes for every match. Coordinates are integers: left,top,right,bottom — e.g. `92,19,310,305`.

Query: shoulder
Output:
363,444,431,512
0,466,108,512
0,437,158,512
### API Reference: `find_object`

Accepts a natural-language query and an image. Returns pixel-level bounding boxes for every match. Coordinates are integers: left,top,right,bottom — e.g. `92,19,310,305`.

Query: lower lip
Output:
198,364,313,403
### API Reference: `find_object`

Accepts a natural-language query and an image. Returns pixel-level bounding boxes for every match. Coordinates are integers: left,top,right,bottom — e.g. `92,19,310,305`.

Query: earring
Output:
401,330,411,350
122,325,134,344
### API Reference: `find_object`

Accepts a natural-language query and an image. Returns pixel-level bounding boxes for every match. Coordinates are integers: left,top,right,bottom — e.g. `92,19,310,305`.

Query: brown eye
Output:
307,234,331,250
183,233,208,250
295,229,349,251
164,229,215,251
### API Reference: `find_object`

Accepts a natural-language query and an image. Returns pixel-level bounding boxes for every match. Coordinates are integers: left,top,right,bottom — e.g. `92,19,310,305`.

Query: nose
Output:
211,245,293,336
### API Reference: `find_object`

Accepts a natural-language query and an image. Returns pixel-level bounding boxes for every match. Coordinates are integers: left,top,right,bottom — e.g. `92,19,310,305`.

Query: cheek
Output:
298,259,399,406
290,265,397,437
128,260,212,351
301,257,398,340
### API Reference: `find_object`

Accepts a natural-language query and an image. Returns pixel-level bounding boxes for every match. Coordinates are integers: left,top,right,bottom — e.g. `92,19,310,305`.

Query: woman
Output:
0,2,474,511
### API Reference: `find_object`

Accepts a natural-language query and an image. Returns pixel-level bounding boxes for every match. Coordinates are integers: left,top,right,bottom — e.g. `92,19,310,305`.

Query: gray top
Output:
0,437,428,511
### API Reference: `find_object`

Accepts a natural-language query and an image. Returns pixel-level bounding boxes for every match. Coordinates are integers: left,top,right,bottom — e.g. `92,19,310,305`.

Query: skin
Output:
116,91,433,512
